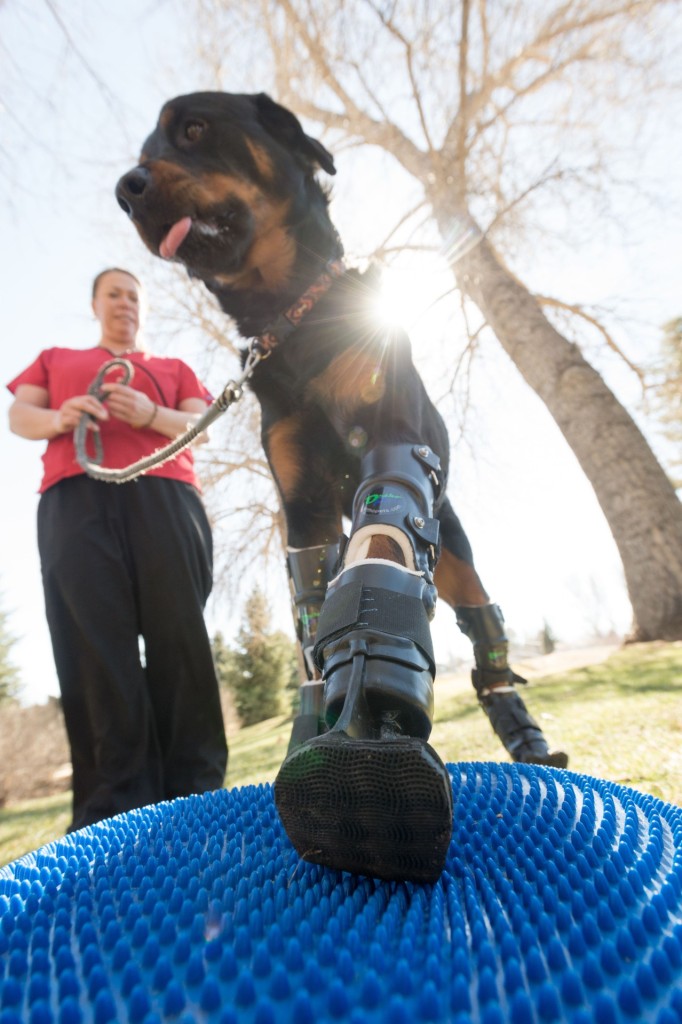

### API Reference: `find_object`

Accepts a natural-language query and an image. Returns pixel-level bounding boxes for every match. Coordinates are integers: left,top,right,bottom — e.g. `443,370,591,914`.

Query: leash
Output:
73,350,261,483
75,260,345,484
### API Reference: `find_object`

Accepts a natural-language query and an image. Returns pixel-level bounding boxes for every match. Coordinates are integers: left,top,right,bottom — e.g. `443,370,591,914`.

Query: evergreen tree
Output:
0,594,20,705
211,630,238,690
220,588,298,726
540,621,557,656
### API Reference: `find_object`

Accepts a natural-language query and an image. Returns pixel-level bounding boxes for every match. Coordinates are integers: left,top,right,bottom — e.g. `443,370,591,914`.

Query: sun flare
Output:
371,259,457,364
373,268,428,330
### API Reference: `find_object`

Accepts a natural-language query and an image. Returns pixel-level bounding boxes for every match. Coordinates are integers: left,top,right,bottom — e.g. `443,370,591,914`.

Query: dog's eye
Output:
184,120,206,142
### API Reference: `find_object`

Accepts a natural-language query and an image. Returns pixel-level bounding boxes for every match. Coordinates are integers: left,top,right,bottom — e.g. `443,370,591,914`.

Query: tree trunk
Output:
434,204,682,641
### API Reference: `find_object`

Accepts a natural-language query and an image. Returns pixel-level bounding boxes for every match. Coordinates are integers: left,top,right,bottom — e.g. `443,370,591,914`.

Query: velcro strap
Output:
315,580,364,641
472,667,526,694
313,582,434,669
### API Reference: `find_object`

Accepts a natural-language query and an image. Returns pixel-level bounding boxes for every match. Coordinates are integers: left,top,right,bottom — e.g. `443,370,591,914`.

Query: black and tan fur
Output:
116,91,488,612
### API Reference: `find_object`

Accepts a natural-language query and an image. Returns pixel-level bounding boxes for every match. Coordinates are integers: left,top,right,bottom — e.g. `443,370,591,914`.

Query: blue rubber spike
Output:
2,764,682,1023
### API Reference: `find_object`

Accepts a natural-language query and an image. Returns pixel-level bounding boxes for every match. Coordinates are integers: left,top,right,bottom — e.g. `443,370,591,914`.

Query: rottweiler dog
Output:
116,92,567,882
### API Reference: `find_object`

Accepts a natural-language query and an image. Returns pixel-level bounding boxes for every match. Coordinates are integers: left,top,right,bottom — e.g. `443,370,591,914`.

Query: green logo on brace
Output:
363,491,404,514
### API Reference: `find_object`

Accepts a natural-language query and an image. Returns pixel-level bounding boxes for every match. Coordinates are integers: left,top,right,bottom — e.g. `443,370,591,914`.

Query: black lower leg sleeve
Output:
455,603,514,689
287,542,342,678
455,602,568,766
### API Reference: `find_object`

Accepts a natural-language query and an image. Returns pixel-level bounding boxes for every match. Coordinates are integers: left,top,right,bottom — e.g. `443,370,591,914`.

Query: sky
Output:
1,1,680,706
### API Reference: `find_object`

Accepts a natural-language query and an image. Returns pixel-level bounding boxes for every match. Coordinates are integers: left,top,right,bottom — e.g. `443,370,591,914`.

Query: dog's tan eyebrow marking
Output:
159,107,175,130
266,415,304,500
246,140,275,180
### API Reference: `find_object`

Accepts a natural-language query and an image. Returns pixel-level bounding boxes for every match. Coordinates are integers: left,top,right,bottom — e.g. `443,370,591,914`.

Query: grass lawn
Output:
2,640,680,869
0,792,72,869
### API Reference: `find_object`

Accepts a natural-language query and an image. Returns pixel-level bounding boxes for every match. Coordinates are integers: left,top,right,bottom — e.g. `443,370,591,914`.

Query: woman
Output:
7,267,227,831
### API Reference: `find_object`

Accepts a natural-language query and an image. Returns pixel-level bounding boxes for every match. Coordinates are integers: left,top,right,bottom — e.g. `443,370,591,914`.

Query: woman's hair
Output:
91,267,142,298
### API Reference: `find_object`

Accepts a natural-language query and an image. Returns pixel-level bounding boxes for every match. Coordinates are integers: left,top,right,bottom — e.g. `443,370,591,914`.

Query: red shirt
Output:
7,346,212,493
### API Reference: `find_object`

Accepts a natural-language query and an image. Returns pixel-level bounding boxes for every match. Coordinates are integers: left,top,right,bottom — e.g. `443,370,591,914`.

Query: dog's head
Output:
116,92,337,295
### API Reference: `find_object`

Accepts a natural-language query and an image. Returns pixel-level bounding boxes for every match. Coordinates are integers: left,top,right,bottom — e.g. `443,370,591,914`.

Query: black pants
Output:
38,475,227,831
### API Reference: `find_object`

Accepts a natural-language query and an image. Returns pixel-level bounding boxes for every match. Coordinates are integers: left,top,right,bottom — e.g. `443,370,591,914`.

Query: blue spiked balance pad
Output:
1,762,681,1023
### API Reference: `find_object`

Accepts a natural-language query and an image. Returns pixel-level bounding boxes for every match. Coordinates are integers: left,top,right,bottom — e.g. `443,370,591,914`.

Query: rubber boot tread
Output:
274,731,453,883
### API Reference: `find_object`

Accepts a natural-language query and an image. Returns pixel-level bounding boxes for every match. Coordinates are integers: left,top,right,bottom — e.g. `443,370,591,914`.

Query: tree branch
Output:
362,0,436,154
272,0,429,177
536,294,647,388
443,0,661,161
456,0,471,174
41,0,130,137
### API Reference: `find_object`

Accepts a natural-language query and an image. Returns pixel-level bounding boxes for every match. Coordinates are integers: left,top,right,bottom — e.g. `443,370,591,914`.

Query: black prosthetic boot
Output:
286,543,341,753
275,445,453,883
456,604,568,768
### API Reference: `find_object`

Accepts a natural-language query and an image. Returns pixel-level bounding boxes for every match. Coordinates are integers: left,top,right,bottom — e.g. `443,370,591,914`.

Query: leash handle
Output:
74,358,134,469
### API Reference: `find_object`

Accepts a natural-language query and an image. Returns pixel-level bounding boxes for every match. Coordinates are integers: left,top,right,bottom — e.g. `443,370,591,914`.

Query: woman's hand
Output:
54,395,109,434
100,383,158,429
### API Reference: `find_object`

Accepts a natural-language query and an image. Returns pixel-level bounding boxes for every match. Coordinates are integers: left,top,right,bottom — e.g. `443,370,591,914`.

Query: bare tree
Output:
649,317,682,489
185,0,682,641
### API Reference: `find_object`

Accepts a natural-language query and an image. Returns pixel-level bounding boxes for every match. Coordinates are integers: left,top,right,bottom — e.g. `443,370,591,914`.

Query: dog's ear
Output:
254,93,336,176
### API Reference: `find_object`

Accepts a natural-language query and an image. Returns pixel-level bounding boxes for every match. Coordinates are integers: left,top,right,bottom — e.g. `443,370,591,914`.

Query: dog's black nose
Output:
115,167,152,217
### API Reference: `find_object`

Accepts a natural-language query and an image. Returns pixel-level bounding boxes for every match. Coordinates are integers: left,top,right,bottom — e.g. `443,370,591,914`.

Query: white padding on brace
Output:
344,524,415,570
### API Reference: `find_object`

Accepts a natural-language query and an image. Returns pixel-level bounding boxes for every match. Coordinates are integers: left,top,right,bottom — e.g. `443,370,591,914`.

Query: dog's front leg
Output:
275,442,453,883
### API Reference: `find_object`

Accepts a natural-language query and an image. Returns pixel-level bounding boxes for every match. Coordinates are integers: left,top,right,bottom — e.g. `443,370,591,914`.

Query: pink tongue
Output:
159,216,192,259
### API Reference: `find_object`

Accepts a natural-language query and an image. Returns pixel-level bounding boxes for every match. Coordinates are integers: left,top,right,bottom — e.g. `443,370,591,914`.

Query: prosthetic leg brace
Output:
456,603,568,768
275,445,453,883
286,543,341,752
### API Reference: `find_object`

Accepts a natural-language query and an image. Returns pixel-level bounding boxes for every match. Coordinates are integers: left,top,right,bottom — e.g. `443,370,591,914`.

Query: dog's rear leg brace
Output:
285,542,341,752
456,603,568,768
275,445,453,883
